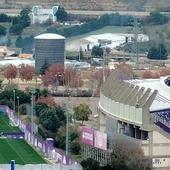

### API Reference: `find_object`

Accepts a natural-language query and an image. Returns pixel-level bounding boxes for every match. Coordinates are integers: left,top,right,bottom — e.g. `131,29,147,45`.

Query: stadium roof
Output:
35,33,65,40
127,77,170,111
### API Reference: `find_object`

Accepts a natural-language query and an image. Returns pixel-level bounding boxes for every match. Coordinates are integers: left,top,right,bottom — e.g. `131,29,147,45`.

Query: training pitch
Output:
0,115,46,164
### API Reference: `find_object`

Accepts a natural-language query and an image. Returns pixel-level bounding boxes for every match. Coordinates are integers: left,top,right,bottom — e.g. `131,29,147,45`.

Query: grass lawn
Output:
66,26,133,42
0,115,20,133
0,139,46,164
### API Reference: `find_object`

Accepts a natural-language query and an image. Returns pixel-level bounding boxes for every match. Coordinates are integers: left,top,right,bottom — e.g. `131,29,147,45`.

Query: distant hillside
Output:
2,0,170,11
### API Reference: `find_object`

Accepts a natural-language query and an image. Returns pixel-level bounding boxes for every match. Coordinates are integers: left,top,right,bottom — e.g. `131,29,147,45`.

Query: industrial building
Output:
98,73,170,169
34,33,65,73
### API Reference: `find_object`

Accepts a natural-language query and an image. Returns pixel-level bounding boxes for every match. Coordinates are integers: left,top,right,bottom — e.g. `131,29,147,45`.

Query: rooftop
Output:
34,33,65,40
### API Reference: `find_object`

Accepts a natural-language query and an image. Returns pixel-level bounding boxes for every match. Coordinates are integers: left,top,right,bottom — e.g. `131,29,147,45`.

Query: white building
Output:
29,6,58,24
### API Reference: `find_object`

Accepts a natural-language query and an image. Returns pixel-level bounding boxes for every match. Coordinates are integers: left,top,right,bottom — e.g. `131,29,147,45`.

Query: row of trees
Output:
47,13,134,38
35,96,92,154
144,11,169,25
41,63,83,88
15,35,34,53
9,8,31,35
147,43,168,60
142,67,170,79
4,64,35,82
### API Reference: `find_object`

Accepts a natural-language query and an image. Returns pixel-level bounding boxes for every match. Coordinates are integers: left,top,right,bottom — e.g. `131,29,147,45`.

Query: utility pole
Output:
65,96,71,156
17,96,19,126
134,16,139,67
66,108,69,155
102,50,105,83
13,90,15,114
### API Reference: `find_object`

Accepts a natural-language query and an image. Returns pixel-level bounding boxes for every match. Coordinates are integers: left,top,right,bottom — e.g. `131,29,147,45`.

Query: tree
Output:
4,64,17,81
55,125,81,154
110,138,151,170
91,45,103,58
40,60,49,75
11,16,21,25
20,7,31,28
114,62,135,80
39,106,66,132
64,67,83,88
147,43,168,60
73,103,92,124
0,13,11,22
55,6,67,21
142,70,154,79
9,24,23,35
41,64,64,87
159,68,170,76
0,89,30,108
81,158,100,170
148,11,168,25
15,35,34,52
35,103,48,117
0,25,6,36
15,36,23,48
18,64,35,81
79,46,84,60
37,96,57,108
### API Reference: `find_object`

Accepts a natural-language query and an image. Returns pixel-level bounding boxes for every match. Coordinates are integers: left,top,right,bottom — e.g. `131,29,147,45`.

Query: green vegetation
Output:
0,115,20,132
40,60,49,75
39,107,66,132
0,139,46,164
55,6,68,21
91,45,104,58
47,13,133,38
73,103,92,124
0,13,11,22
10,24,23,35
55,126,81,154
15,35,34,52
0,25,6,35
147,11,168,25
147,43,168,60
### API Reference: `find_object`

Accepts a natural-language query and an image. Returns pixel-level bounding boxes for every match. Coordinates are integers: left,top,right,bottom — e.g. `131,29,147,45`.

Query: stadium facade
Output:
98,73,170,169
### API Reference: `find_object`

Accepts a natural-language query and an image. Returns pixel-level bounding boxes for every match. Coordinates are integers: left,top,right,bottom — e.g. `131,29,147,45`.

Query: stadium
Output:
98,72,170,169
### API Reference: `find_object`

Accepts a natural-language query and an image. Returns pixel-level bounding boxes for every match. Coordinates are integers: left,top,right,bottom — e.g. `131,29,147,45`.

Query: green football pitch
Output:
0,115,46,164
0,139,46,164
0,115,20,132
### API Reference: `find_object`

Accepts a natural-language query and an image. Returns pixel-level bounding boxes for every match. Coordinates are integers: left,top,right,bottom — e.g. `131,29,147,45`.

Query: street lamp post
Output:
17,96,19,126
31,88,35,143
13,90,15,113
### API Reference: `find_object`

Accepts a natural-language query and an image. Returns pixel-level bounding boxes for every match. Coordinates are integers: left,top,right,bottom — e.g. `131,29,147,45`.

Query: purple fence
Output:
0,105,78,166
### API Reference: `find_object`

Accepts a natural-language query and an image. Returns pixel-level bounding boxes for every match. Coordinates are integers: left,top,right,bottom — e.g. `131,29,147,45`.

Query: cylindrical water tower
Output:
34,33,65,73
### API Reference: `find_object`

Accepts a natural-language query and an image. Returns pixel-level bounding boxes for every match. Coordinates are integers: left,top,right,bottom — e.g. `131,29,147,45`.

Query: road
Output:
1,8,150,17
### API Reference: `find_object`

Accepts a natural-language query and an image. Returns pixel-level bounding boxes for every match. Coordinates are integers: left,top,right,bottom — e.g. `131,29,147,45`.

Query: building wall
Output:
99,93,143,125
98,95,170,169
35,38,65,73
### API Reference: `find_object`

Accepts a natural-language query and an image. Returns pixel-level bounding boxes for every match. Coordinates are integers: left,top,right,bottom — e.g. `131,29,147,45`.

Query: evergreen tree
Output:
79,46,84,61
55,6,67,21
147,43,168,60
40,60,49,75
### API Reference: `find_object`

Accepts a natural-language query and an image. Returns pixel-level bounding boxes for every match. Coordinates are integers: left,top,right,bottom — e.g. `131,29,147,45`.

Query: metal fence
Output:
0,164,82,170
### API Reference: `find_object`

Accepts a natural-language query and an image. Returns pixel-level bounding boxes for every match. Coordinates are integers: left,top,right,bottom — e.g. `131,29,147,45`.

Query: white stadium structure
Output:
98,72,170,169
